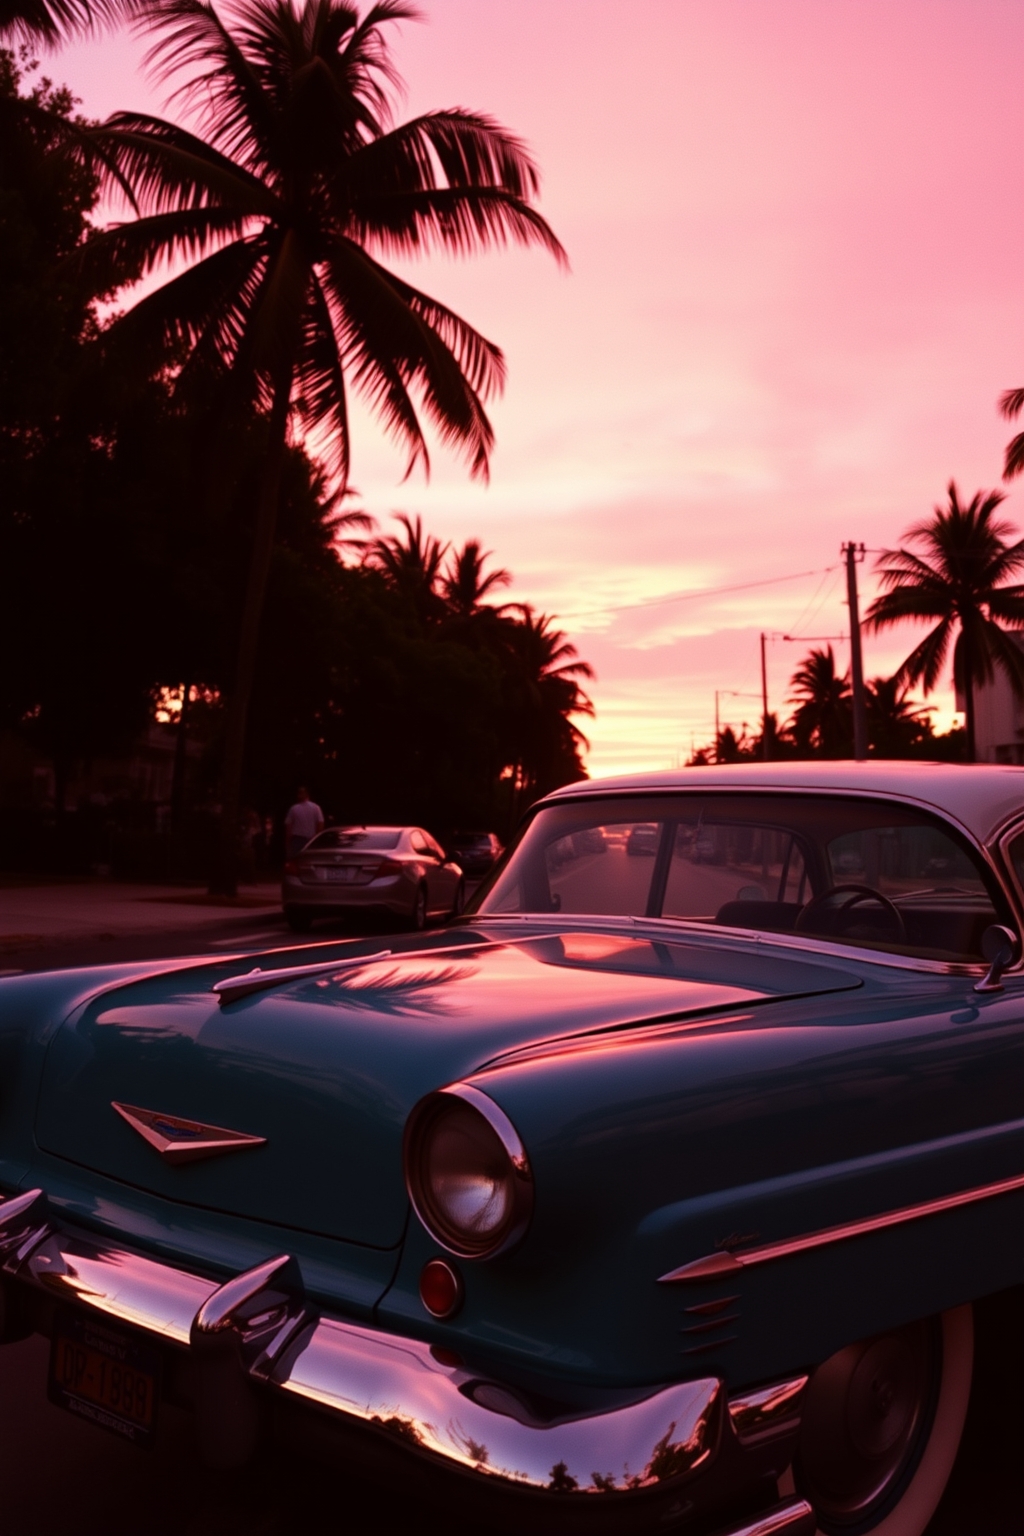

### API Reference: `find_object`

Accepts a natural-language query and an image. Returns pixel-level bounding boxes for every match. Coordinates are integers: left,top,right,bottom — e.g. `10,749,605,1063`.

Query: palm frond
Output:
325,238,495,479
347,185,567,264
892,619,953,695
296,271,350,483
90,115,279,216
1005,431,1024,481
999,387,1024,420
0,0,144,45
74,206,252,291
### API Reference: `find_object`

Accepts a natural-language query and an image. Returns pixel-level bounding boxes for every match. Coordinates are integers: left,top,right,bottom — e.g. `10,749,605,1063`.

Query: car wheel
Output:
410,885,428,931
451,879,466,917
793,1304,973,1536
284,906,313,933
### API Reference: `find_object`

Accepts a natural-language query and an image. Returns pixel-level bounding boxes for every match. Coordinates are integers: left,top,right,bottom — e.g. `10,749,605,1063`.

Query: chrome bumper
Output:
0,1189,811,1528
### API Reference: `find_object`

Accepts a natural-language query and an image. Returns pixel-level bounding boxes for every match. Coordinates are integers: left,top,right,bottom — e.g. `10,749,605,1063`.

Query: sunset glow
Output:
60,0,1024,773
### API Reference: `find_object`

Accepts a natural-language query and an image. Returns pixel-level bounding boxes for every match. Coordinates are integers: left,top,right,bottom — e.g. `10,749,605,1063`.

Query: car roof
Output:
543,761,1024,846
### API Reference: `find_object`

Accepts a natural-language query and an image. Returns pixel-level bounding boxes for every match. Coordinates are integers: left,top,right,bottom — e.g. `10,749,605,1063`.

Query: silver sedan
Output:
282,825,465,933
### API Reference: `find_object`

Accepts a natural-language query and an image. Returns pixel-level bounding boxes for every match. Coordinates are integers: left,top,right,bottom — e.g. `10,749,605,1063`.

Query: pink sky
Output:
60,1,1024,773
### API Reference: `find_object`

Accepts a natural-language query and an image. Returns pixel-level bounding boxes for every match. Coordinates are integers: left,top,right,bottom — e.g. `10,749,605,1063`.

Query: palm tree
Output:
864,676,933,758
787,646,851,757
999,387,1024,481
501,606,593,816
441,538,510,618
82,0,565,890
865,482,1024,760
365,511,447,625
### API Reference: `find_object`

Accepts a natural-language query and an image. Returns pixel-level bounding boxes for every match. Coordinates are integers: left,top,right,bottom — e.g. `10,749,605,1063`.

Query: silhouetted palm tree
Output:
788,646,851,757
864,676,933,758
502,606,593,814
999,387,1024,481
865,482,1024,760
365,511,447,625
441,539,510,618
81,0,565,889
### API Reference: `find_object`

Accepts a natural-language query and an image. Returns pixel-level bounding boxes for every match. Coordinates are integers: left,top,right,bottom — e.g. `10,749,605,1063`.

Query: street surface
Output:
0,880,1020,1534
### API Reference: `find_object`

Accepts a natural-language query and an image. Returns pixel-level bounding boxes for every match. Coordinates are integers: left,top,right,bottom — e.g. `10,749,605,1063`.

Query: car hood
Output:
35,927,859,1247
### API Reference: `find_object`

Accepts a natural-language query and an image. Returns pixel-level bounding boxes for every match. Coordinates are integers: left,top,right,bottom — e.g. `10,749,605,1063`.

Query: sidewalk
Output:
0,878,282,952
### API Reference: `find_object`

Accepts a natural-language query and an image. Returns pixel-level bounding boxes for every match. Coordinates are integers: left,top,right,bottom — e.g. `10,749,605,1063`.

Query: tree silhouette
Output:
365,511,447,625
865,482,1024,760
787,645,851,757
501,606,593,816
864,676,933,758
80,0,565,889
441,538,510,618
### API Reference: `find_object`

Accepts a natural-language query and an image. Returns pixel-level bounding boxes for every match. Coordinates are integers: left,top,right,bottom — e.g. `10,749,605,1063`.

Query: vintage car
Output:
4,761,1024,1536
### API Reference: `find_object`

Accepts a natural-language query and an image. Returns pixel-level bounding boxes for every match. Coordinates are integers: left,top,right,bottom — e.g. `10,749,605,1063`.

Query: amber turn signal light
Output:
420,1258,463,1319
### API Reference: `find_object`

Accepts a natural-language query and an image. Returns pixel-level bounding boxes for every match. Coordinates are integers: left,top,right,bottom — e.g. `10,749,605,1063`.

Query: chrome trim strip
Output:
659,1167,1024,1283
212,949,392,1004
0,1191,722,1499
275,1314,720,1493
710,1499,815,1536
727,1376,808,1444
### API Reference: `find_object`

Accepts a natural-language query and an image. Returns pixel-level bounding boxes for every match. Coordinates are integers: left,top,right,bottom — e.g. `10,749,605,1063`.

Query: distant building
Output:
959,635,1024,763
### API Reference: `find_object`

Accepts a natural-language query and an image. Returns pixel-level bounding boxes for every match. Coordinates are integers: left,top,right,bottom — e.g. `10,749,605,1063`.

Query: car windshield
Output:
472,793,1010,962
306,828,401,850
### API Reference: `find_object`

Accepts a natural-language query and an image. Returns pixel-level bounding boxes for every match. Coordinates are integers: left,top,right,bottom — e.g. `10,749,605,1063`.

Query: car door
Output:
410,830,445,911
426,833,460,909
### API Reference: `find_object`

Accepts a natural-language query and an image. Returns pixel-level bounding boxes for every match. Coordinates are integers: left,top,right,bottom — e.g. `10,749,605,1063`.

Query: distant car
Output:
282,825,464,931
447,830,503,878
626,822,660,856
8,762,1024,1535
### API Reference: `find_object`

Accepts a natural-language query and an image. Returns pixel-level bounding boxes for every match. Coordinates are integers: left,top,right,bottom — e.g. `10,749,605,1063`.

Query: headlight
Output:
403,1084,533,1259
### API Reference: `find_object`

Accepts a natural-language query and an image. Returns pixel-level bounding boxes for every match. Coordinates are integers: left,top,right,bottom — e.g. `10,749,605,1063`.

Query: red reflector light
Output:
376,859,402,875
420,1258,463,1319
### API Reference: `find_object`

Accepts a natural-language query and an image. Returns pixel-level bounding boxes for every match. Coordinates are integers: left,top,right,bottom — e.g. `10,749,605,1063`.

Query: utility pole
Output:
760,632,769,760
843,542,868,760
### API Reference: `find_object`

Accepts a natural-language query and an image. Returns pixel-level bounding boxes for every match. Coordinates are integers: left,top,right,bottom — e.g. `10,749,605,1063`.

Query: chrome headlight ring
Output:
403,1083,533,1260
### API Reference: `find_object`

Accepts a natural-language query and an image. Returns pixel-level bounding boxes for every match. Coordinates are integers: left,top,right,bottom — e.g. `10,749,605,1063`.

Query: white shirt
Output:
285,800,323,842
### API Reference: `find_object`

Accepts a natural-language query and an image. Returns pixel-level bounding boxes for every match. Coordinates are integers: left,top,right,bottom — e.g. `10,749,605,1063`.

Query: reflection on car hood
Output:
34,928,860,1248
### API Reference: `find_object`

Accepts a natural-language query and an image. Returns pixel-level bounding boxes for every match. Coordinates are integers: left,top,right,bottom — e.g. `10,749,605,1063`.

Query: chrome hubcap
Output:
796,1320,936,1527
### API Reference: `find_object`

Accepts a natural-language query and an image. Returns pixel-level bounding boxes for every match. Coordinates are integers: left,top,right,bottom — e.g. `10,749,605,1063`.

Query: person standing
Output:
284,787,324,859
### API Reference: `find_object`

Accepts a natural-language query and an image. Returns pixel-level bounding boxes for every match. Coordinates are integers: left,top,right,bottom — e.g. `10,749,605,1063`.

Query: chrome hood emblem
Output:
111,1102,267,1165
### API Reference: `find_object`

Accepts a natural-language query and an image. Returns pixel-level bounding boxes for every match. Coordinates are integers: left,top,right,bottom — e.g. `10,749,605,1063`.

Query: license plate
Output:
48,1310,160,1446
325,866,356,882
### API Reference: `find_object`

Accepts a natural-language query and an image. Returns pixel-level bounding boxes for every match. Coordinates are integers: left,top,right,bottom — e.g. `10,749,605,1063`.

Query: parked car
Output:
626,822,660,856
5,761,1024,1535
447,829,504,878
281,824,464,931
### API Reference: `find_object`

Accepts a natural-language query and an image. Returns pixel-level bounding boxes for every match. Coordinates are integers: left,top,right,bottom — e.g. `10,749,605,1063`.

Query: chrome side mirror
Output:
975,924,1021,994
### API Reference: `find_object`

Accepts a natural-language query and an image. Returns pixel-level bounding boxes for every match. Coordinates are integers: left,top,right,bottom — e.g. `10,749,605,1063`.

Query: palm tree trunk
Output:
964,675,977,763
209,369,293,896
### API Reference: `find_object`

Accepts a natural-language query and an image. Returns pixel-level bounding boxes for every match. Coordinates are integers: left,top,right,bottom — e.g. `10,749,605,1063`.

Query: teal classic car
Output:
4,762,1024,1536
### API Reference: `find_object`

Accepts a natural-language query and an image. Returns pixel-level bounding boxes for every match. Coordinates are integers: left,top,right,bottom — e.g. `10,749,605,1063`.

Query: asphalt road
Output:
1,914,1022,1535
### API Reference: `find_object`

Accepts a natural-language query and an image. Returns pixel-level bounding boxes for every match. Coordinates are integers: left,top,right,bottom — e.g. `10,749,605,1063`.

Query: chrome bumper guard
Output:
0,1189,811,1525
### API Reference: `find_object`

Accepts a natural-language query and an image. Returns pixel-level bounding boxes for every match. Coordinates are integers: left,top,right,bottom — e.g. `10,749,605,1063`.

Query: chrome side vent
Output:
680,1294,739,1355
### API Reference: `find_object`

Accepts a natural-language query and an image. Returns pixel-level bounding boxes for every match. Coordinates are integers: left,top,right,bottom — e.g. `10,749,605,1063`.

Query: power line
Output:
560,564,840,621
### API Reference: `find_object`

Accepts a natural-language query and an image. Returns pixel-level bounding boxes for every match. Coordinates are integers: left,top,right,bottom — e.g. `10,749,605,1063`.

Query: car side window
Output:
410,831,430,855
